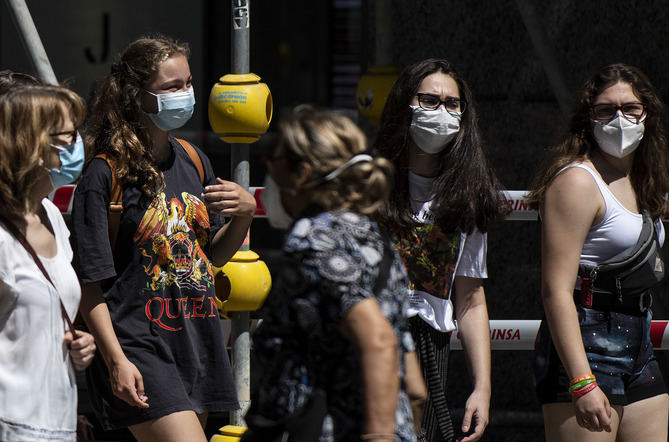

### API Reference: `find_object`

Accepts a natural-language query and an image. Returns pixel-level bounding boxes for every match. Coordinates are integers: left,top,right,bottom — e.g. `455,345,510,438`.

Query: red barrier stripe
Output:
51,185,75,213
650,320,669,349
252,187,266,216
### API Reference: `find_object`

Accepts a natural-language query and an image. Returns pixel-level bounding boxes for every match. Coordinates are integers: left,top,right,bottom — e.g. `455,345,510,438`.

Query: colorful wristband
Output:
571,381,598,398
568,378,596,393
569,374,596,386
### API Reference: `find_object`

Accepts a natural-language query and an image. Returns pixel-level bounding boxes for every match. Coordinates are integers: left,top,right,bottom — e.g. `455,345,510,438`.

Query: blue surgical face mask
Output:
145,86,196,131
47,134,85,188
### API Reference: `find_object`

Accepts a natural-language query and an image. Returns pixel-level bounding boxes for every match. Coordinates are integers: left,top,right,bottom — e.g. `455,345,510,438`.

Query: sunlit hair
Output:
85,34,190,197
373,58,507,233
279,107,393,215
0,85,84,219
527,63,669,219
0,70,42,95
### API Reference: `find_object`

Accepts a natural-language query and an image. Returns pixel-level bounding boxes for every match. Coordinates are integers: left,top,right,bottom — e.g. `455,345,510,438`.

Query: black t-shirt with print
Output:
72,137,238,429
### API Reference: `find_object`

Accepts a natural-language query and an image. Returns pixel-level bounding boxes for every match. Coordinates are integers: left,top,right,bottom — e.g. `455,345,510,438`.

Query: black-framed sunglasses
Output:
590,102,646,124
49,129,79,146
416,93,466,115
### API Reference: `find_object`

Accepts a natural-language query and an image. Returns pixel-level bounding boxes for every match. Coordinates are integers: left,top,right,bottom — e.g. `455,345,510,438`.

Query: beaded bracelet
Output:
360,434,396,440
568,378,596,393
572,381,598,398
569,374,596,386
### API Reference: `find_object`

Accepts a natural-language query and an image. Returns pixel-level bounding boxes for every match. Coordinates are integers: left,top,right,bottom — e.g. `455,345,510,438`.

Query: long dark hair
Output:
373,58,506,233
527,63,669,220
85,35,190,197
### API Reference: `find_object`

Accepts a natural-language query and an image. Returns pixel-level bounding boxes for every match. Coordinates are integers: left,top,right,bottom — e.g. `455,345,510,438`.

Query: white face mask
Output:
409,105,461,154
593,112,645,158
145,86,195,131
261,175,294,230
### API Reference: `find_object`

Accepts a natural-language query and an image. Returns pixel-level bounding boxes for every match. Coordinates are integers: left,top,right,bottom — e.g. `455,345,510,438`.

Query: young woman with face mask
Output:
243,107,426,442
373,59,507,442
528,63,669,441
71,36,255,441
0,84,96,441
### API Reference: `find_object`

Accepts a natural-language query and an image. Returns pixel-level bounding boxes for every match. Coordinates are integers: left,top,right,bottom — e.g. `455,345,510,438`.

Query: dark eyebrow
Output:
418,92,462,100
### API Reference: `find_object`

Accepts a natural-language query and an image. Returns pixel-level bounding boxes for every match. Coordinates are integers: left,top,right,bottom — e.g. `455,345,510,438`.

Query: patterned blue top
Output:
249,210,416,441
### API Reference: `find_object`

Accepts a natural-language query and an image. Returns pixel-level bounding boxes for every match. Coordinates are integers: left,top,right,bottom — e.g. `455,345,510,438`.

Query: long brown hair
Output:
0,85,84,219
527,63,669,219
373,58,507,234
85,35,190,197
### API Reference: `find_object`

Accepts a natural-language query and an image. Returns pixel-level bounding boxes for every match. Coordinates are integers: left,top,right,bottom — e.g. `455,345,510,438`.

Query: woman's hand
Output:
573,386,612,432
64,330,96,371
108,358,149,408
458,388,490,442
202,177,256,217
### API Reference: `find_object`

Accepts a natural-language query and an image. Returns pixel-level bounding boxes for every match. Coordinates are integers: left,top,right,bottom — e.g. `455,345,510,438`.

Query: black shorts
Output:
534,306,667,405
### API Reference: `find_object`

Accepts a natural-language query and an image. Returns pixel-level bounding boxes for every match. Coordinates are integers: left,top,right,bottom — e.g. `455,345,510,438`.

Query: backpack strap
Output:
175,137,205,185
94,153,123,252
95,139,204,252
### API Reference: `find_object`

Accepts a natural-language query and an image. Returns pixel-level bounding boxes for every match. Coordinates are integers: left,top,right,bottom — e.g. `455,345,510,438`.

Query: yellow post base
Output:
209,425,247,442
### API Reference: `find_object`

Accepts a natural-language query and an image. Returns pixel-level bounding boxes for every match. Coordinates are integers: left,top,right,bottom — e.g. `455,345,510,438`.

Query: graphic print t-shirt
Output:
72,137,237,420
382,171,487,332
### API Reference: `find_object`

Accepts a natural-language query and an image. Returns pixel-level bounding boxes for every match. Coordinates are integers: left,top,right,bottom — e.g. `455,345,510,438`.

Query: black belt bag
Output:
578,210,665,310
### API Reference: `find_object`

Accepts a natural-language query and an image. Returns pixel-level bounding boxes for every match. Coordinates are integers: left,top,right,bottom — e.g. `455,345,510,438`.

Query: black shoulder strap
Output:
579,210,654,278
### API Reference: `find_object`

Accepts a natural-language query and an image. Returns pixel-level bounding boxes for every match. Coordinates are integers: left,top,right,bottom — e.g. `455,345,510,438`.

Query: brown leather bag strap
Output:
94,153,123,252
175,138,205,185
94,140,201,253
0,212,78,338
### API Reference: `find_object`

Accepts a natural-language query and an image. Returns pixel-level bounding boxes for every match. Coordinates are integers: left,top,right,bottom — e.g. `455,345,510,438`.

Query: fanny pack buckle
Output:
639,291,653,313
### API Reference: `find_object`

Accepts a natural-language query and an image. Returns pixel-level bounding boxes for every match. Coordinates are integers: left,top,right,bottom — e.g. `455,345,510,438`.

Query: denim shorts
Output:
534,305,667,405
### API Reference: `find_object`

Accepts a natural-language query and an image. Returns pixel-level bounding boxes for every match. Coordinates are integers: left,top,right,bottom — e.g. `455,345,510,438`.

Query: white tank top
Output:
560,163,643,266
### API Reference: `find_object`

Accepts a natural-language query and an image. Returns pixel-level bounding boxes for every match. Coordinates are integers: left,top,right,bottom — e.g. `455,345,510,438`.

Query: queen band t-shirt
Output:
71,137,238,429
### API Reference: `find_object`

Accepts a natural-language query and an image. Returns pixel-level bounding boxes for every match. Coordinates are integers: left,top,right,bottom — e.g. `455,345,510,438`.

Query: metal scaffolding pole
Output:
229,0,251,427
4,0,57,84
515,0,571,114
374,0,392,66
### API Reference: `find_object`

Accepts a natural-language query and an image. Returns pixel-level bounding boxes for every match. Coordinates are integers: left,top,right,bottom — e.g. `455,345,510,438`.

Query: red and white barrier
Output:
502,190,537,221
449,319,669,351
49,185,269,218
49,187,533,220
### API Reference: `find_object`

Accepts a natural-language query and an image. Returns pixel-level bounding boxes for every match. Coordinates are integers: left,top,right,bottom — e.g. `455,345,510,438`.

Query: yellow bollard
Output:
214,250,271,315
210,424,247,442
356,65,398,125
208,73,272,144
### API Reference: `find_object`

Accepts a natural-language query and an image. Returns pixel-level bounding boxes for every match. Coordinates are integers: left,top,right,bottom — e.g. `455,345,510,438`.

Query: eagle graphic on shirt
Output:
134,192,214,292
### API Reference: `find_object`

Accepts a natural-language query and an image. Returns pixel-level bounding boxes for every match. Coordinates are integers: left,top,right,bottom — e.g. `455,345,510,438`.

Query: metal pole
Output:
229,0,251,427
515,0,571,115
374,0,392,66
4,0,57,84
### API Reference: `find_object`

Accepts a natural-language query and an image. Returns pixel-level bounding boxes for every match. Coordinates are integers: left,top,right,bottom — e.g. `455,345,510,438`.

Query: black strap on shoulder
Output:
579,210,663,297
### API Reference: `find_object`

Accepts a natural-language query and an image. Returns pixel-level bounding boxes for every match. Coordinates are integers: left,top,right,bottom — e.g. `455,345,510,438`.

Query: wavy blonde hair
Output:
85,35,190,197
0,85,84,219
280,107,393,215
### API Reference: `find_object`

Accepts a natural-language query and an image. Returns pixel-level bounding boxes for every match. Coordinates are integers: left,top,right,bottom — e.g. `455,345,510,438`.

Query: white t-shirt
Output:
407,171,487,332
0,199,80,442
